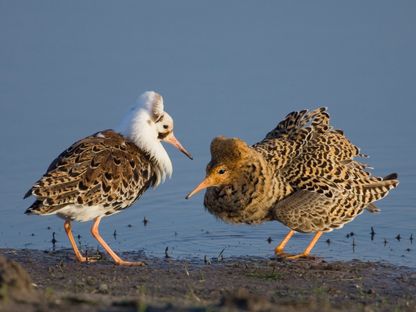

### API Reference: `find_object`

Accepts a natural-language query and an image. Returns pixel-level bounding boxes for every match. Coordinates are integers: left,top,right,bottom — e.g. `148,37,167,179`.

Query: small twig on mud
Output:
57,259,65,272
325,277,363,282
187,288,201,302
217,248,225,262
184,263,190,276
165,247,171,259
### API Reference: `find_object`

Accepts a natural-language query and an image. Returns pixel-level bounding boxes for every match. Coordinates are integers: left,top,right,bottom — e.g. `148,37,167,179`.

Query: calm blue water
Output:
0,1,415,267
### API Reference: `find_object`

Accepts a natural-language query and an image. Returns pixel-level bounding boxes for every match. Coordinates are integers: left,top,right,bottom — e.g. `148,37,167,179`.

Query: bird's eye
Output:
163,125,169,129
218,169,226,175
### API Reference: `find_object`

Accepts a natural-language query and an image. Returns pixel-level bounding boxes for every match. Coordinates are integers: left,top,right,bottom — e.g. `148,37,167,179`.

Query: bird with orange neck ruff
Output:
186,107,398,259
25,91,192,266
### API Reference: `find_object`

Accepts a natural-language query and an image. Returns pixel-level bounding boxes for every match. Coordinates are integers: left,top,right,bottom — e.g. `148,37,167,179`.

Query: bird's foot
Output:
274,251,295,261
76,254,102,263
285,253,309,260
275,252,315,260
114,260,146,266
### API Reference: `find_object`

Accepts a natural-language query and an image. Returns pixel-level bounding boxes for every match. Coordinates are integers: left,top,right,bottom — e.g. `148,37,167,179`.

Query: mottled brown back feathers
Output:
25,130,157,216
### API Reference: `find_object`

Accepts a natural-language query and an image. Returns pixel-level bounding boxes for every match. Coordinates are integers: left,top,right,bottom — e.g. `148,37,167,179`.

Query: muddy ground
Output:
0,248,415,312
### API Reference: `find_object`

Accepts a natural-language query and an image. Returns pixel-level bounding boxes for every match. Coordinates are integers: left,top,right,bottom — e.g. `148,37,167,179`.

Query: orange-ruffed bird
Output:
187,107,398,259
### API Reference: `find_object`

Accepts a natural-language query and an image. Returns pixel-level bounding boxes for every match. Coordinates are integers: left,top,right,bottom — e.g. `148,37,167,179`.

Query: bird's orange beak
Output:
185,176,214,199
163,132,193,160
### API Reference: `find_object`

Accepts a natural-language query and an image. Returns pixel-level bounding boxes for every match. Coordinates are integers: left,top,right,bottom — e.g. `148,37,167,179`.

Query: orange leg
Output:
64,220,96,263
274,230,295,254
91,217,145,266
286,231,323,259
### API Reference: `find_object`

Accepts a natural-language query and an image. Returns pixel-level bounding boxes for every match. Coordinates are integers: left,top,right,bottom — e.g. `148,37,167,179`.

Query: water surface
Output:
0,1,415,267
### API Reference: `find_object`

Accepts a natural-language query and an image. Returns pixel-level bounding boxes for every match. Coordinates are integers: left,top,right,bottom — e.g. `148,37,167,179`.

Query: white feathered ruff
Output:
116,91,173,187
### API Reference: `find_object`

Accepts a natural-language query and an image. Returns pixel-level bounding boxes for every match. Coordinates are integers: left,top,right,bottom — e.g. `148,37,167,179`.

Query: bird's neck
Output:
117,108,173,186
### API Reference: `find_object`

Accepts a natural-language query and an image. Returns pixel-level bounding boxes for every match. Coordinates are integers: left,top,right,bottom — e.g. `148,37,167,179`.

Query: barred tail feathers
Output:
363,173,399,208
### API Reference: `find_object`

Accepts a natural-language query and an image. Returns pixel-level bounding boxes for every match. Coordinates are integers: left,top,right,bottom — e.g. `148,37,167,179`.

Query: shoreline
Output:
1,248,416,311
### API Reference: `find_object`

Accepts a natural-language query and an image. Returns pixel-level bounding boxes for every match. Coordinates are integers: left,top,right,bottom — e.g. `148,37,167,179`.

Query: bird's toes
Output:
115,260,146,267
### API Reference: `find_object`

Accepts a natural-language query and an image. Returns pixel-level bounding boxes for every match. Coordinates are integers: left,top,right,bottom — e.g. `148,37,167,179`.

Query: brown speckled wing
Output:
254,108,360,166
273,190,351,233
25,130,156,215
254,107,398,211
273,175,397,233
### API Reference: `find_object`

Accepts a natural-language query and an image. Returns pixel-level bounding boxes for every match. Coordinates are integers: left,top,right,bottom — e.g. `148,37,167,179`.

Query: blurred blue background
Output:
0,1,414,266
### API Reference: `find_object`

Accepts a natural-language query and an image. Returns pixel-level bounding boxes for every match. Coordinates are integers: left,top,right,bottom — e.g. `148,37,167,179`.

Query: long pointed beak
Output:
185,177,212,199
163,132,193,160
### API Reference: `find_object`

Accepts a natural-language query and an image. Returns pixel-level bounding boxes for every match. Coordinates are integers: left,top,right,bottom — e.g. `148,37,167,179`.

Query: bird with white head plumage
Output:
117,91,192,186
25,91,192,266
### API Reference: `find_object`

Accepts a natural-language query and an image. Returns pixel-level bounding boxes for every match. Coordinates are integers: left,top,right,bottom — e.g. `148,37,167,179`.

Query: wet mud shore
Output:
0,248,415,311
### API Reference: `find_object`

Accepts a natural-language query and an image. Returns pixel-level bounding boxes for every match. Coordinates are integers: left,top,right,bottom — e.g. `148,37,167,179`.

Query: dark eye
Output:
218,169,226,174
163,125,169,129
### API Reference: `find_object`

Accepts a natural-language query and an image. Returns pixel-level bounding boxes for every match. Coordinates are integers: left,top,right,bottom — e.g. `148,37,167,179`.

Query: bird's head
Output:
186,136,251,199
120,91,192,160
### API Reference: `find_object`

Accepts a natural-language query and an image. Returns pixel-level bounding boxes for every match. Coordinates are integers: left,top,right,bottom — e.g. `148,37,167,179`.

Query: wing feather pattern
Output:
253,108,398,232
25,130,156,216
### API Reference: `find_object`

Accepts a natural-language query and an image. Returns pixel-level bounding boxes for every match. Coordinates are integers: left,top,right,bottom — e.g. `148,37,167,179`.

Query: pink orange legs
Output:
64,220,96,263
274,230,323,259
91,217,145,266
274,230,295,255
286,231,323,259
